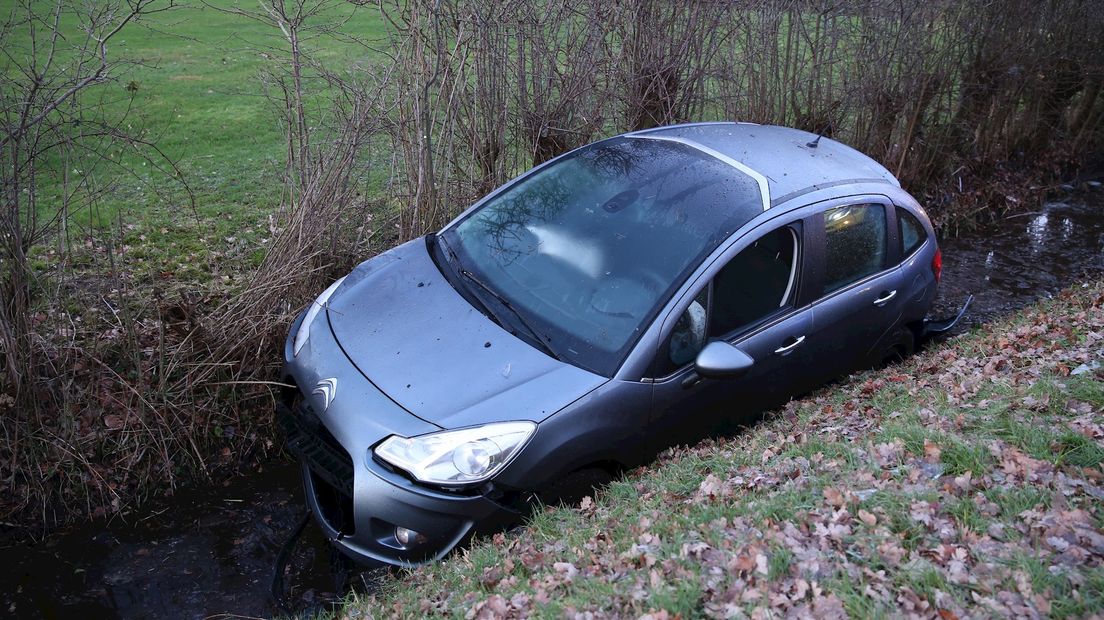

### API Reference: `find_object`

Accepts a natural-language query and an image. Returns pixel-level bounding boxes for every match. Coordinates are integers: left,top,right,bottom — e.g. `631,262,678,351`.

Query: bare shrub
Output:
508,0,610,166
0,0,196,525
613,0,735,131
197,0,391,362
381,0,1103,231
0,0,178,399
381,0,461,239
714,0,1104,226
446,1,511,195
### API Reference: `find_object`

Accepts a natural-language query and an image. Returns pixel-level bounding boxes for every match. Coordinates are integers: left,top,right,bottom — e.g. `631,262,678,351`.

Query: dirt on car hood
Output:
325,238,607,430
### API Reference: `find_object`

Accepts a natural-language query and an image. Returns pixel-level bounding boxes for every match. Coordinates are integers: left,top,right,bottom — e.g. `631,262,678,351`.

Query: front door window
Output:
668,290,709,367
660,225,800,374
709,227,798,337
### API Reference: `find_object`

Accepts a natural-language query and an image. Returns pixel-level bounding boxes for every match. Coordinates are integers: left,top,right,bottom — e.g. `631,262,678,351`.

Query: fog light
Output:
395,526,425,546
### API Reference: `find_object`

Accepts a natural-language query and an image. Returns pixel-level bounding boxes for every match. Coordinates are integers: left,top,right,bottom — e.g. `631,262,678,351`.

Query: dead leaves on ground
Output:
363,284,1104,619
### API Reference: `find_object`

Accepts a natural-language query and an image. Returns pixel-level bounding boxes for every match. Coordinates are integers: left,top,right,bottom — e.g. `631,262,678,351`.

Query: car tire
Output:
880,327,915,366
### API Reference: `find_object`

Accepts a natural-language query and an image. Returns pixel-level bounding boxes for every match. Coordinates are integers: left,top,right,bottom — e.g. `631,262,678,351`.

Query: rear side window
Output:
822,204,886,293
898,208,926,256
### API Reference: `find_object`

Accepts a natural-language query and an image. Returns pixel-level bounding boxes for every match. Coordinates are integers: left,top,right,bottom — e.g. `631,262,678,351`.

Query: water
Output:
1,463,343,619
1,191,1101,620
933,196,1104,325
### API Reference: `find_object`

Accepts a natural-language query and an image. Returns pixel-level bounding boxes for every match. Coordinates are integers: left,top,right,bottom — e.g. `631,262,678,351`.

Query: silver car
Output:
279,122,943,568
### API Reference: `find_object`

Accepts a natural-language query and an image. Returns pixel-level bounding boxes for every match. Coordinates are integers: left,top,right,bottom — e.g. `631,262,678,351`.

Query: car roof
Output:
628,122,900,207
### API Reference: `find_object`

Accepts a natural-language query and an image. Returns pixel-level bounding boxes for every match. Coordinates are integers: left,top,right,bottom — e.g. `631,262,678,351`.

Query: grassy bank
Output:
355,281,1104,618
13,0,384,227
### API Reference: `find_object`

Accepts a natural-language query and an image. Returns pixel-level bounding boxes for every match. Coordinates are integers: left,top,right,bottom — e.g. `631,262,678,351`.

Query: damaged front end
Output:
277,386,533,569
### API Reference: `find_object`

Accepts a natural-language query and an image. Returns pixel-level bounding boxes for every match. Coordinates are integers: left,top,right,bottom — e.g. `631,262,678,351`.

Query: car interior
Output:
709,227,798,337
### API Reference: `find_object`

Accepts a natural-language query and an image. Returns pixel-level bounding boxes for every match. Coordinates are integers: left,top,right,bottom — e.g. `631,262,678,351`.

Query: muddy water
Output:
2,190,1101,620
1,463,344,619
932,193,1104,324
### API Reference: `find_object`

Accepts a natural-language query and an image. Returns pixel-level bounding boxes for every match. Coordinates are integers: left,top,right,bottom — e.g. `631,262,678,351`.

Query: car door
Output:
645,220,816,454
804,199,907,384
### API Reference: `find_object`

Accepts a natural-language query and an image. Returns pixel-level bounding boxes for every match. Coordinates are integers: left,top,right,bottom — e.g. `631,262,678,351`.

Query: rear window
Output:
898,208,927,256
822,204,887,293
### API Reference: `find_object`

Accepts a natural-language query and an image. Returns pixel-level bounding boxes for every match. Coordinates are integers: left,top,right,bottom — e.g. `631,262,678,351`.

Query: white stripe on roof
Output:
630,134,771,212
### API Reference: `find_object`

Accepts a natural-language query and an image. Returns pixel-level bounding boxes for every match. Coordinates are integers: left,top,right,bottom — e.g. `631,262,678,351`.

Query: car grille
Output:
278,398,356,534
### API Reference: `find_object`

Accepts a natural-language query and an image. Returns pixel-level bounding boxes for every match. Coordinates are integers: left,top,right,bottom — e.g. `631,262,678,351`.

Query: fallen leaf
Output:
924,439,942,463
823,486,846,507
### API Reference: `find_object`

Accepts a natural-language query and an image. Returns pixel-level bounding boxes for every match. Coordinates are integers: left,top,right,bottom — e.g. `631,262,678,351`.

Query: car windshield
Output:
441,136,763,376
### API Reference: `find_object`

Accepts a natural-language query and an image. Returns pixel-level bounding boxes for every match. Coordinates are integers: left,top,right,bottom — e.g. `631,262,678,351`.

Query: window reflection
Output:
823,204,887,293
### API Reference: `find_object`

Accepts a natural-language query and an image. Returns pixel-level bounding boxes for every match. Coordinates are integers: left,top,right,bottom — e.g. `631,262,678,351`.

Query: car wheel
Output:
880,327,915,366
539,466,614,507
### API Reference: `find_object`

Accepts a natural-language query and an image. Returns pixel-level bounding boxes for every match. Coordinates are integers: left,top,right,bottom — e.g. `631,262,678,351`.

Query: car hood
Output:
326,238,607,429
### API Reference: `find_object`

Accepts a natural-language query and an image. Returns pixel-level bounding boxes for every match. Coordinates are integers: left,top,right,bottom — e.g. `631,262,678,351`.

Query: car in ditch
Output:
278,122,947,568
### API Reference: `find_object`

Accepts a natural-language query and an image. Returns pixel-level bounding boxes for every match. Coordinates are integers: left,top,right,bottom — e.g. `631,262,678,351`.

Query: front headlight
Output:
292,276,346,356
374,422,535,486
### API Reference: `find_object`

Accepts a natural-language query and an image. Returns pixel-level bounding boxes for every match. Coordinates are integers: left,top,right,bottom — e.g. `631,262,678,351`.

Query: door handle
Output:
873,290,897,306
773,335,805,355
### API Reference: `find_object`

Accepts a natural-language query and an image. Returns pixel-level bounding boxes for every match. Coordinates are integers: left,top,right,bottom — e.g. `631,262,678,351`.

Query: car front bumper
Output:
279,310,525,568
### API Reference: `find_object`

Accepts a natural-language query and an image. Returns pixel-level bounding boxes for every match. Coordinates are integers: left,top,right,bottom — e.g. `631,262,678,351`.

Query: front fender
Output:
493,379,651,491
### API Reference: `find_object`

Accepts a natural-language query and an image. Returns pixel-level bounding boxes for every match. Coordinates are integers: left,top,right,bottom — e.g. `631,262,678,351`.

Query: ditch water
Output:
2,188,1102,620
931,187,1104,322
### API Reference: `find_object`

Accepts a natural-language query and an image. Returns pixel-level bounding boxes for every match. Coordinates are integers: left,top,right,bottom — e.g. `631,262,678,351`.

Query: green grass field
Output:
5,0,387,277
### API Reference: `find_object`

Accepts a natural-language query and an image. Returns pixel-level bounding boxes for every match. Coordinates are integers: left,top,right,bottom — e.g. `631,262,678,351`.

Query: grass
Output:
348,281,1104,618
4,0,387,274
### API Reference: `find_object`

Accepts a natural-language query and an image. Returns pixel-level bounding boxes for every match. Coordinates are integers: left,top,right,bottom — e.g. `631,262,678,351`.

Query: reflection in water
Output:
1061,217,1074,241
933,197,1104,325
1027,213,1048,253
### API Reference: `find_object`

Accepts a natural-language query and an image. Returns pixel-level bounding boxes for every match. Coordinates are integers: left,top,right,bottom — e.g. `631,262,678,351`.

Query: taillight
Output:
931,247,943,283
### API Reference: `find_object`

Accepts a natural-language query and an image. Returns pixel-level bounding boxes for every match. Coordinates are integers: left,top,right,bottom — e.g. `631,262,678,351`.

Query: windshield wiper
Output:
458,268,563,361
432,234,504,324
436,235,562,361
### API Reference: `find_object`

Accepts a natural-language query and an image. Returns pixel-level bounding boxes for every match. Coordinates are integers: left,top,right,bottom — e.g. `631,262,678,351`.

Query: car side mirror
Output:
694,341,755,379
